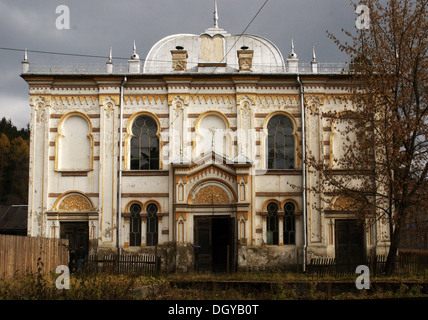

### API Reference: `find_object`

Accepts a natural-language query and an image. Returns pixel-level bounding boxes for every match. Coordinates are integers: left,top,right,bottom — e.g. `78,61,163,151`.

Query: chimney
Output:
171,46,188,71
237,46,254,72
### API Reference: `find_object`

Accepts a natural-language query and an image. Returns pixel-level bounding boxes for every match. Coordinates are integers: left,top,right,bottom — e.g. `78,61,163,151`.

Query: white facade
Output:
21,22,390,272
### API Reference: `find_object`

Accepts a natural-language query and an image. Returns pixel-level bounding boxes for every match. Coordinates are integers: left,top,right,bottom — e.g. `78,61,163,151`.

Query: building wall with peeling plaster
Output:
21,24,390,272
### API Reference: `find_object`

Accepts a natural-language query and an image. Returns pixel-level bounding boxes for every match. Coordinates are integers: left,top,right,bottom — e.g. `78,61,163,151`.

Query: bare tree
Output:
307,0,427,274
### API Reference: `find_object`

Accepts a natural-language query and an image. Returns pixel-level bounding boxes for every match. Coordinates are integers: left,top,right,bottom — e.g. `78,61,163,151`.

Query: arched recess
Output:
188,179,237,204
194,111,231,158
330,111,360,169
124,111,162,170
55,112,94,171
262,111,300,170
53,191,95,212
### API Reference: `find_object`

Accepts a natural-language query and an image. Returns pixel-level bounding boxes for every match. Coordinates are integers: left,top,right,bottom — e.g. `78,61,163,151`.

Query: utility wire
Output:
1,0,271,138
167,0,270,131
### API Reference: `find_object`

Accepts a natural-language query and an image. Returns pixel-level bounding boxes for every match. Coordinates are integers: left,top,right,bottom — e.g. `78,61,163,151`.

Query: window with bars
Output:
146,203,159,246
283,202,296,245
130,116,159,170
267,202,279,245
129,203,142,246
267,114,295,169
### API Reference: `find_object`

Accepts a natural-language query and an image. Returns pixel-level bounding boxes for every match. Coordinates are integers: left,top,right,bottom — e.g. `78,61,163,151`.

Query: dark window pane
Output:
267,115,295,169
131,116,159,171
146,203,158,246
129,204,142,246
284,202,296,245
267,202,279,245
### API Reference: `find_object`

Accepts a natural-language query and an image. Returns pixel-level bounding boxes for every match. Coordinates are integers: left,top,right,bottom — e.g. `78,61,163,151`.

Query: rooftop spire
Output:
214,0,219,28
108,47,112,63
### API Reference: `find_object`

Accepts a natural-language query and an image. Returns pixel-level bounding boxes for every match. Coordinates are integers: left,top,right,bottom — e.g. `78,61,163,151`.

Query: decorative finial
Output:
108,47,112,63
312,46,317,62
288,39,298,59
24,48,28,62
131,40,139,60
214,0,219,28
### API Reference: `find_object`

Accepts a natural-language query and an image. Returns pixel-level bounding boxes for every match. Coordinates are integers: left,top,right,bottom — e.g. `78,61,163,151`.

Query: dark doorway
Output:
335,219,365,266
60,222,89,253
194,216,236,272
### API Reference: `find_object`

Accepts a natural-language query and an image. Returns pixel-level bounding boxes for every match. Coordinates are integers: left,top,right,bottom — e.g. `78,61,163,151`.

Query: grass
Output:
0,269,426,300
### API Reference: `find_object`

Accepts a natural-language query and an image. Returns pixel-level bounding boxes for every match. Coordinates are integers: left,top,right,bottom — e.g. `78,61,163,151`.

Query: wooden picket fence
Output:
85,254,161,276
0,235,69,280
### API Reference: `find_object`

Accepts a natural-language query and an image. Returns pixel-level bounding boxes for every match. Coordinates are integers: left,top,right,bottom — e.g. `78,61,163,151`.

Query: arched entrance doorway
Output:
190,182,237,272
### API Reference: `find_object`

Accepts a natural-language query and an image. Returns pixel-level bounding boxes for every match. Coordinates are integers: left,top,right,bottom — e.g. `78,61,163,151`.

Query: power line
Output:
2,0,271,138
167,0,270,131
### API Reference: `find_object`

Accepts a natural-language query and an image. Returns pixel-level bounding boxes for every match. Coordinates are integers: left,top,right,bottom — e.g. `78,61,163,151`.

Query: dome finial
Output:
288,39,297,59
131,40,140,60
214,0,219,28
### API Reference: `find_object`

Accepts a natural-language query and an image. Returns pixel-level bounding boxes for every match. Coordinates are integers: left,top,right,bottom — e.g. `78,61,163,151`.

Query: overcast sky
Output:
0,0,358,129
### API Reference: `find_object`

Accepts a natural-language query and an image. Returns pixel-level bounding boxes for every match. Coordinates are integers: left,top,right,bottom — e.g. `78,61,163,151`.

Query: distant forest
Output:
0,117,29,205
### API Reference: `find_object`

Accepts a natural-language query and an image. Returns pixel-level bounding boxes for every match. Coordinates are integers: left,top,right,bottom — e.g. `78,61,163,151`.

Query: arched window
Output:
131,116,159,170
146,203,159,246
267,114,295,169
129,203,142,246
283,202,296,245
267,202,279,245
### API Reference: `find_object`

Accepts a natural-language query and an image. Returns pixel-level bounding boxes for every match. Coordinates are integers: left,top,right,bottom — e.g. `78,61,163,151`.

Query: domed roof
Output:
143,26,286,74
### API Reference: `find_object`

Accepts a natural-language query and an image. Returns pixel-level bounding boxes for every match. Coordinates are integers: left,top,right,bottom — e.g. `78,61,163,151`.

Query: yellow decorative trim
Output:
30,95,52,107
99,94,119,106
304,94,326,106
262,199,281,212
257,95,299,105
124,95,167,105
125,200,144,213
236,94,256,105
194,110,231,131
187,178,238,204
190,95,235,104
167,94,190,106
53,191,95,212
280,199,299,212
53,95,98,105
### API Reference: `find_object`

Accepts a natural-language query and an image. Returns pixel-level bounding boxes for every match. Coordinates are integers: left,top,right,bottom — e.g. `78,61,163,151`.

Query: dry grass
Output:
0,269,426,300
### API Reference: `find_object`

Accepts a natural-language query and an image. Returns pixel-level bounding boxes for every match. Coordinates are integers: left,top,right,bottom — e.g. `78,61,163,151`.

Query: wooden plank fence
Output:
0,235,69,280
308,253,428,277
85,254,160,276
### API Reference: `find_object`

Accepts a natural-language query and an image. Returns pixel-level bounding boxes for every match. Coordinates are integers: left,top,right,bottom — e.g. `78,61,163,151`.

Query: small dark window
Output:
146,203,158,246
267,115,295,169
129,203,142,246
131,116,159,170
267,202,279,245
283,202,296,245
